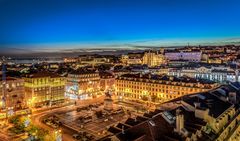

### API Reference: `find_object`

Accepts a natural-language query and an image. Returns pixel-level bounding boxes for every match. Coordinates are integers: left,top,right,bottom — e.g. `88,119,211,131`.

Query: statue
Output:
104,91,113,111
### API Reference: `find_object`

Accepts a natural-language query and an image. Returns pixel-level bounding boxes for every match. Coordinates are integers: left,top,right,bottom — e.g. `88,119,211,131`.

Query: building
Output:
142,51,165,67
24,72,65,107
0,77,26,110
207,57,223,64
168,66,240,83
115,73,218,103
79,54,110,65
81,57,109,65
99,71,115,92
121,55,129,64
65,69,101,100
106,82,240,141
121,55,142,65
165,51,202,62
63,57,79,63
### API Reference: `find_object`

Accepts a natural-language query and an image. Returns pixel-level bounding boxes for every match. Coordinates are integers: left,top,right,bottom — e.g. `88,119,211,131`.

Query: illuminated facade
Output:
143,51,165,67
165,51,202,62
121,55,142,65
78,55,109,65
0,77,26,110
115,73,218,103
100,72,115,91
108,82,240,141
80,58,109,65
65,70,100,100
168,66,240,83
24,72,65,107
121,55,129,64
63,57,79,63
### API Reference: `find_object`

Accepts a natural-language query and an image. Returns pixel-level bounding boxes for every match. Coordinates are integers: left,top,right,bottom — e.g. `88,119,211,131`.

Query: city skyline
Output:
1,1,240,141
1,37,240,56
1,45,240,141
1,0,240,53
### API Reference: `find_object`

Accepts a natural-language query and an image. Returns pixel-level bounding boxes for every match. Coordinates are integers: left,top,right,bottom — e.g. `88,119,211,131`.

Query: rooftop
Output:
69,69,98,75
105,83,239,141
24,71,62,78
99,71,114,78
182,92,233,118
0,76,21,81
118,73,216,85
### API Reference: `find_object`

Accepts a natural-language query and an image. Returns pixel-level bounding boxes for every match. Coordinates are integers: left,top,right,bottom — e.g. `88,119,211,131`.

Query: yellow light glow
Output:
142,90,148,95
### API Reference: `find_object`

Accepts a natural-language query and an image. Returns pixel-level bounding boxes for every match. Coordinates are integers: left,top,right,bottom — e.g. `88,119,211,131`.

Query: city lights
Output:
0,0,240,141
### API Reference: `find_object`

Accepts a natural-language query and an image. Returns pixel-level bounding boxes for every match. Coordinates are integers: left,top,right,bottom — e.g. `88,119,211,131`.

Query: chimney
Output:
194,102,201,108
229,92,237,104
122,125,125,134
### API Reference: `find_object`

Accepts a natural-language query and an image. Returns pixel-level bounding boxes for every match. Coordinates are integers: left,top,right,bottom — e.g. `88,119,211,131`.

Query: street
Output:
31,95,105,141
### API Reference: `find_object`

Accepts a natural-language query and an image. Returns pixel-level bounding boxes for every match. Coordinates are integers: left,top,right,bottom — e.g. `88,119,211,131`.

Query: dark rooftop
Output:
69,69,98,75
107,126,121,134
0,76,21,81
118,73,216,85
183,92,232,118
24,71,62,78
106,82,239,141
99,71,114,78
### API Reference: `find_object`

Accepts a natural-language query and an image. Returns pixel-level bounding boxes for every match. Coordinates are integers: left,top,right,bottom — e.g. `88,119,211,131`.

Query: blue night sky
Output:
0,0,240,50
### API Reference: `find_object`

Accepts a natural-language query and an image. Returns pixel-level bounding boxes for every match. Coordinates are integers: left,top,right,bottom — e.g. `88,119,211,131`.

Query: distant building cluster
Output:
164,51,202,62
168,65,239,83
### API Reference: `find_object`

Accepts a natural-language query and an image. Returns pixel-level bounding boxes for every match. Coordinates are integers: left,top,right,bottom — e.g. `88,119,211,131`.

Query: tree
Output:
9,115,21,125
44,134,56,141
37,128,49,141
25,125,38,135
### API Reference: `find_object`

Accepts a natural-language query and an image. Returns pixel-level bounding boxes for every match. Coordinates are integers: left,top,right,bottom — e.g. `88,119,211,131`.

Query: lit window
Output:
13,83,17,87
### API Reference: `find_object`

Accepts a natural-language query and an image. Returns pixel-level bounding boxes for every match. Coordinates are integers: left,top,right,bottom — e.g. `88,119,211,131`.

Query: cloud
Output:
0,47,35,55
1,37,240,57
